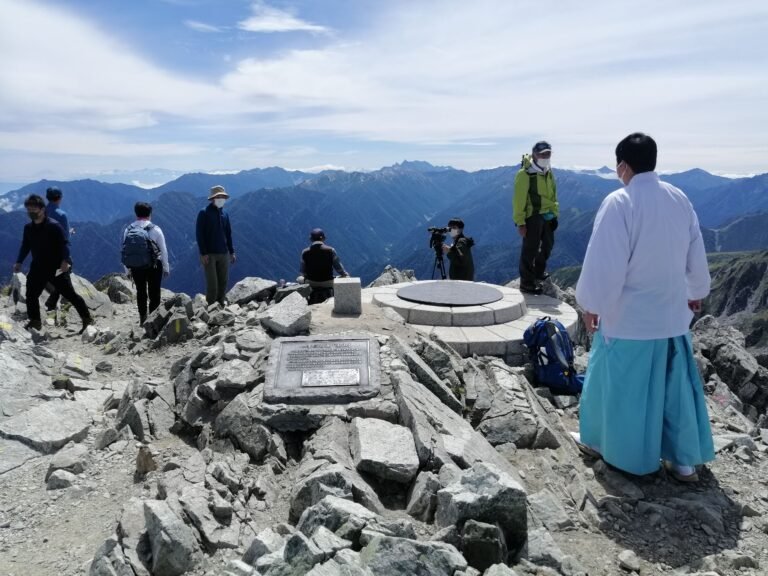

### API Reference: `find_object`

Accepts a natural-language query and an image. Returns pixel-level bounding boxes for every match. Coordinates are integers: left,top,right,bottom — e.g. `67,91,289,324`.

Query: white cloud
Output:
0,0,767,178
238,2,329,34
184,20,222,33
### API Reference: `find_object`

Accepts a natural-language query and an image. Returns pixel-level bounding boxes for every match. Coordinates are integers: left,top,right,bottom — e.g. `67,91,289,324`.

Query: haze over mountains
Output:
1,162,767,295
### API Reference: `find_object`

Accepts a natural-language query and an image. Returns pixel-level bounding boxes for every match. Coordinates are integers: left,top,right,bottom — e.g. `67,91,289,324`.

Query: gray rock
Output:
260,292,311,336
243,527,287,565
46,442,89,480
70,273,113,318
435,462,527,558
461,520,507,572
367,266,416,288
350,417,419,483
0,400,90,453
144,499,201,576
226,559,255,576
179,485,240,552
297,495,379,543
236,328,269,353
227,277,277,306
94,273,136,304
214,394,272,461
209,308,237,327
88,534,135,576
525,527,564,570
136,445,158,475
406,471,440,522
618,549,641,572
162,312,193,344
392,336,463,414
484,565,520,576
461,358,495,426
64,353,94,377
310,526,352,558
205,359,260,393
46,469,78,490
281,531,325,572
116,497,151,576
358,534,467,576
391,369,523,480
528,489,573,531
144,306,173,339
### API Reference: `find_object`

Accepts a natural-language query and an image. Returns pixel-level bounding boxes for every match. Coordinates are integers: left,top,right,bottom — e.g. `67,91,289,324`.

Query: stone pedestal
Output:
333,277,362,315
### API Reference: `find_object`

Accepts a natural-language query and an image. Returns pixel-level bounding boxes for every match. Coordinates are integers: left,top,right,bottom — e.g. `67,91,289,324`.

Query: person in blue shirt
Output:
196,185,236,306
44,187,72,311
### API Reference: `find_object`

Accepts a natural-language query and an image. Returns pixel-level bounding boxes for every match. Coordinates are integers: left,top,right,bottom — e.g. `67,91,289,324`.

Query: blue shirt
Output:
45,203,70,241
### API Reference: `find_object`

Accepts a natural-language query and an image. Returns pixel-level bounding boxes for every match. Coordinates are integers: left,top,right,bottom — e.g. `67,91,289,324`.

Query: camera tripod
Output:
432,254,447,280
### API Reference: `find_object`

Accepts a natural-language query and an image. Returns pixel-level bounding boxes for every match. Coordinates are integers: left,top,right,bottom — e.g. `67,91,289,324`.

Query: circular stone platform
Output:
364,280,579,359
397,280,503,306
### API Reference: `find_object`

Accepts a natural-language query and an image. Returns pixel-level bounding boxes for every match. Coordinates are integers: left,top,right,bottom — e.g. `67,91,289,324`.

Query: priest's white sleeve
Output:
576,194,630,316
686,207,710,300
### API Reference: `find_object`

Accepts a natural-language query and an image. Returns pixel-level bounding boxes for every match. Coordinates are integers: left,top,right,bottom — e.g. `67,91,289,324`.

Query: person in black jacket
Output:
13,194,93,332
442,218,475,281
196,185,236,306
299,228,349,304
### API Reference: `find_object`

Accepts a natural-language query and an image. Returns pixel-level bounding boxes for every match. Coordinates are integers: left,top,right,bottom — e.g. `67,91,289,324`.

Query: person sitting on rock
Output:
298,228,349,304
13,194,94,333
442,218,475,281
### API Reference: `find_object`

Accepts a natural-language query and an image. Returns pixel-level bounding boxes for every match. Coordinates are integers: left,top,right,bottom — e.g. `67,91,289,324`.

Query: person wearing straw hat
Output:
196,185,236,306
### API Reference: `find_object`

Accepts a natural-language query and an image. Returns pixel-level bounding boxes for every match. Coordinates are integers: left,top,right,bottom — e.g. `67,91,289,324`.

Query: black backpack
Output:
121,222,160,269
523,316,584,395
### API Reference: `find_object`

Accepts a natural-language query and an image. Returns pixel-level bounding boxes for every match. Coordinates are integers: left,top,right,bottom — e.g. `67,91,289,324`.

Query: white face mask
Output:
213,198,226,208
449,228,460,238
535,157,551,171
616,162,627,184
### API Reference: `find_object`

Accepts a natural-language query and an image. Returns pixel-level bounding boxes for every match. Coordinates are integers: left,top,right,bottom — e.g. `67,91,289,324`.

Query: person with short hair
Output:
122,202,169,324
299,228,349,304
13,194,93,333
574,132,714,482
513,140,559,294
43,186,72,312
196,185,235,306
441,218,475,281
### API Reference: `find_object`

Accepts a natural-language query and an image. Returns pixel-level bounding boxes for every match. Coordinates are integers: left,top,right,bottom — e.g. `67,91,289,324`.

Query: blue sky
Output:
0,0,766,184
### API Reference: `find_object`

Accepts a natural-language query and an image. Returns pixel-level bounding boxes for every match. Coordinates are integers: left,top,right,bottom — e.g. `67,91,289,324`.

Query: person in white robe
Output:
574,132,714,482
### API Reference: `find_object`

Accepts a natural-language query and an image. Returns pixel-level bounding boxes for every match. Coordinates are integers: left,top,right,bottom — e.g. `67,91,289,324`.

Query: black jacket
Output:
16,217,70,271
446,234,475,281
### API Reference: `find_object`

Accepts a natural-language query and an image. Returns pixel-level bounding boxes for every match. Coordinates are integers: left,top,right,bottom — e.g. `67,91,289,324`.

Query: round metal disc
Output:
397,281,503,307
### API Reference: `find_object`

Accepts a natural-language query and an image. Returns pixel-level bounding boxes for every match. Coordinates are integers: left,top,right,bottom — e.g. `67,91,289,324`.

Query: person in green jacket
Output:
513,140,559,294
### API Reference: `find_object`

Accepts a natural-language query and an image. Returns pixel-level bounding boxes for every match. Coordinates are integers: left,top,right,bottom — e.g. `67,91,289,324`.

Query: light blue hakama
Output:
579,330,715,476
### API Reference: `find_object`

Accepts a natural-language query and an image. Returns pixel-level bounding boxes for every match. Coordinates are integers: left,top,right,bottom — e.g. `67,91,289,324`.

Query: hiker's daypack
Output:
121,222,160,269
523,316,584,395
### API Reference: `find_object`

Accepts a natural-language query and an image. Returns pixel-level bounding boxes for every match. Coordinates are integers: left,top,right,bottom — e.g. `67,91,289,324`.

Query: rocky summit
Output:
0,270,767,576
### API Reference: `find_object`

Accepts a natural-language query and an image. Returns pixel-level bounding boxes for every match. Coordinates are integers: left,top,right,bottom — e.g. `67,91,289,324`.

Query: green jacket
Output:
512,154,559,226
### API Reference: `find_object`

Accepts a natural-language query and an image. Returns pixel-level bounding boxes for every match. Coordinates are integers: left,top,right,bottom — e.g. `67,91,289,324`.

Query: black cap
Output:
46,186,62,201
447,218,464,229
532,141,552,154
310,228,325,241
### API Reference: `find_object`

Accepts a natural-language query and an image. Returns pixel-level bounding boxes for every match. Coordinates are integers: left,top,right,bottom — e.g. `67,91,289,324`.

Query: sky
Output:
0,0,767,184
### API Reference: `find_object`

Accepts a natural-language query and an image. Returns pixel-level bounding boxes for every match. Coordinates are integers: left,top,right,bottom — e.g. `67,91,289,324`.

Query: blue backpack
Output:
523,316,584,395
121,222,160,269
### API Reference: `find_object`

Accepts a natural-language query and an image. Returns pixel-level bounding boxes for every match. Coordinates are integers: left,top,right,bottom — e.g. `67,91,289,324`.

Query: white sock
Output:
674,464,695,476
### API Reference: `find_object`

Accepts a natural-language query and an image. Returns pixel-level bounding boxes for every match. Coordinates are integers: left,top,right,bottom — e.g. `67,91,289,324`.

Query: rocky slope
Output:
0,273,767,576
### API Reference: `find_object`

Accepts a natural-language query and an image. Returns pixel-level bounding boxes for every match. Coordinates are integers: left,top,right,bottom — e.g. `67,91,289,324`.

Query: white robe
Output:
575,172,710,340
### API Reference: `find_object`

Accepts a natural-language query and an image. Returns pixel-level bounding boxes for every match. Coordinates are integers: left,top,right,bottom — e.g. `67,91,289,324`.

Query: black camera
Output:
427,226,448,255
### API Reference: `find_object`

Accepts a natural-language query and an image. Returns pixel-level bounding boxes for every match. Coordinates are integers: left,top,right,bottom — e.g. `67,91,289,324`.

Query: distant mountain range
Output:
1,162,767,294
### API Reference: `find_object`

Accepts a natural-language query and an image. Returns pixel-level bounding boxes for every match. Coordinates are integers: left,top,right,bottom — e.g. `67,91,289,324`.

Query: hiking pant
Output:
131,265,163,323
204,253,230,306
45,258,73,310
308,286,334,305
26,267,90,324
519,214,555,287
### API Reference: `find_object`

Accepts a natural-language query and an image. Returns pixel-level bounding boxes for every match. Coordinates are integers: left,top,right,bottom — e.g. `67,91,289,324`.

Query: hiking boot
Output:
79,315,94,335
663,461,699,483
519,283,543,295
24,319,43,331
44,299,57,312
536,272,550,281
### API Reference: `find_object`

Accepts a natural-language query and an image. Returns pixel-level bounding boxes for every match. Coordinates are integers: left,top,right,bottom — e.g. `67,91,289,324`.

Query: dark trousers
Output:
131,266,163,322
45,258,73,310
519,215,555,287
308,287,334,305
203,254,230,306
26,267,90,323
